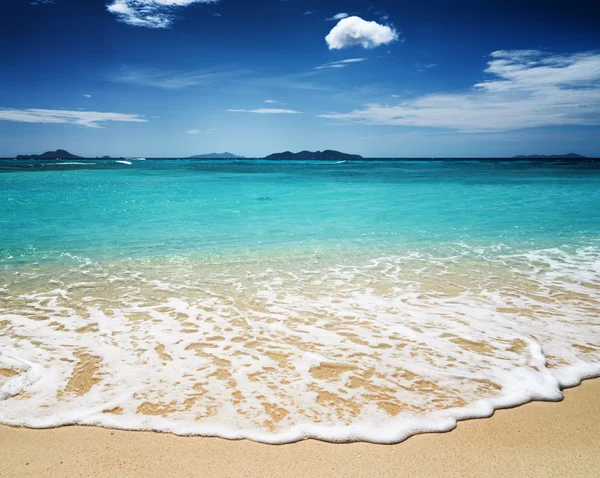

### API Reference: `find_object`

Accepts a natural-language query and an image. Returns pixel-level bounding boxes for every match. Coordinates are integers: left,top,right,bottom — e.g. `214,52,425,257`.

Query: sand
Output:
1,379,599,477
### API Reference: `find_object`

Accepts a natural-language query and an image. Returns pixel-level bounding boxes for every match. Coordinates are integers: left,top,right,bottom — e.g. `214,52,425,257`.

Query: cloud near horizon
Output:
319,50,600,132
0,108,147,128
227,108,302,114
107,0,219,29
326,16,398,50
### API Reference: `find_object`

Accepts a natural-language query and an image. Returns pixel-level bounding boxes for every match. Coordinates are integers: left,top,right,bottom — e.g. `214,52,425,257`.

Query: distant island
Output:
16,149,83,160
187,153,243,159
14,150,128,160
9,150,590,161
513,153,587,159
265,150,363,160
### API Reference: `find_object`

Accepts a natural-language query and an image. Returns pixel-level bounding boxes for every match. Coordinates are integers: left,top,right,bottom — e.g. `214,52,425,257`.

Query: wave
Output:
1,245,599,443
116,160,132,165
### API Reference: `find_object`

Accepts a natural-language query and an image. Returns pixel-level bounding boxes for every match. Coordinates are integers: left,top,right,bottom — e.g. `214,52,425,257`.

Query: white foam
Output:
0,244,599,443
116,160,132,165
44,162,95,166
0,352,43,401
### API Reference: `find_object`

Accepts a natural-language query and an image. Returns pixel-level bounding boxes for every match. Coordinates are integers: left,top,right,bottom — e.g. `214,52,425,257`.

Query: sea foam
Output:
1,244,599,443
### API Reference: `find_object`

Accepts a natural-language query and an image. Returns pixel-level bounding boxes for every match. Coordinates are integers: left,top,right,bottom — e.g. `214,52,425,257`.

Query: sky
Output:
0,0,599,158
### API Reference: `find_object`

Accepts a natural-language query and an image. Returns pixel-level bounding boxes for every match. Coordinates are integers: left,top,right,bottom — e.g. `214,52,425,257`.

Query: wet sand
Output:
1,379,599,477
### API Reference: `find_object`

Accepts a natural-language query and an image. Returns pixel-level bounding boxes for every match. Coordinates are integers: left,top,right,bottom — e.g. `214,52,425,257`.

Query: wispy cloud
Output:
113,66,247,89
107,0,219,29
247,70,331,91
415,63,438,73
319,50,600,132
185,129,200,134
83,94,92,98
327,13,348,21
315,58,367,70
0,108,147,128
116,66,327,93
326,16,398,50
227,108,302,115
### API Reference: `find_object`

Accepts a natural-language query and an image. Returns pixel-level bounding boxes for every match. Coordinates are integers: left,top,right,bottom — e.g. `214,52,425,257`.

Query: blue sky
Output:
1,0,599,157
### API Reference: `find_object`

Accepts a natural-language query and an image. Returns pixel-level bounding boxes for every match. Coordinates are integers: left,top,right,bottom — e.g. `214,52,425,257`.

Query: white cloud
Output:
0,108,147,128
326,16,398,50
415,63,438,73
249,70,330,91
185,129,200,134
327,13,348,21
264,99,280,104
315,58,367,70
227,108,302,115
319,50,600,132
113,66,247,89
83,94,92,98
107,0,219,29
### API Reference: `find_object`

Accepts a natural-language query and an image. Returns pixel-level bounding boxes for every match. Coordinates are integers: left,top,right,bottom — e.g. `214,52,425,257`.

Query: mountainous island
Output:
513,153,587,159
264,150,363,160
14,150,588,161
187,153,243,159
16,149,83,160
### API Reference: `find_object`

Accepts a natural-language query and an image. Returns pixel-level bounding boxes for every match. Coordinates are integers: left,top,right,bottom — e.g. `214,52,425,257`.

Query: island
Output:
513,153,587,159
16,149,83,160
187,153,243,159
264,150,363,160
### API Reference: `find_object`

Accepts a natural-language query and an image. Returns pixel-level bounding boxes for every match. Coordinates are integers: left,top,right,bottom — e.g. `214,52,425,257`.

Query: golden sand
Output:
1,379,599,477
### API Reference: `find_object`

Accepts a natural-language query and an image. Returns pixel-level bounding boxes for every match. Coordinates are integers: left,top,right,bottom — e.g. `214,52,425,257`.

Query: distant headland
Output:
513,153,587,159
264,150,363,160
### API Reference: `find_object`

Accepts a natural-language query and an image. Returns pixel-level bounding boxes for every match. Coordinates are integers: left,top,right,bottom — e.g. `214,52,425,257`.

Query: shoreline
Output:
1,379,599,477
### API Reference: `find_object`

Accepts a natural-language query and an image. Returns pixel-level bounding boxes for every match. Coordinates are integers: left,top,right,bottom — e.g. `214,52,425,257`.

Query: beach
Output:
1,379,599,477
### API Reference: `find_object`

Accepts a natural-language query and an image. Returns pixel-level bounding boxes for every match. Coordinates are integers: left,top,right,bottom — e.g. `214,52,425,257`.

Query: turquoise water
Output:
1,158,600,443
2,159,600,263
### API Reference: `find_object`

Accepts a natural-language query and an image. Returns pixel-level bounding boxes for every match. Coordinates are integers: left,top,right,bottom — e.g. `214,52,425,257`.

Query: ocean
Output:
1,158,599,443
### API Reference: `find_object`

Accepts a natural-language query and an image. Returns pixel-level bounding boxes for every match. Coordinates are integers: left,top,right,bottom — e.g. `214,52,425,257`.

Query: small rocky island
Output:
16,149,83,160
187,153,243,159
265,150,363,160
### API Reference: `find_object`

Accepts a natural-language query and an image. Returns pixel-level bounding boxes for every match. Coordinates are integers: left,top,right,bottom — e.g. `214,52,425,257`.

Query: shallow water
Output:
1,159,599,442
